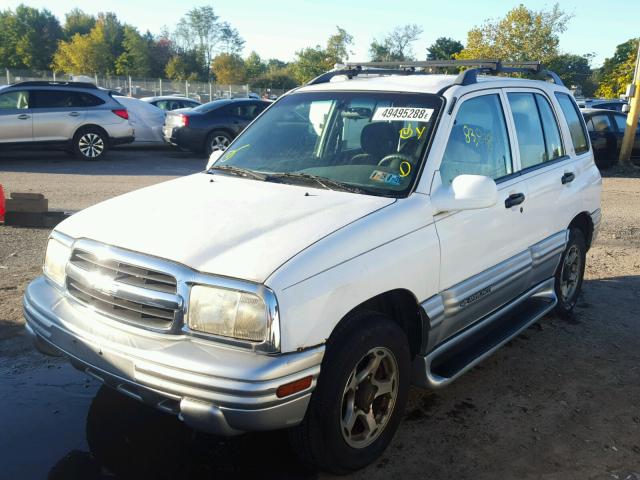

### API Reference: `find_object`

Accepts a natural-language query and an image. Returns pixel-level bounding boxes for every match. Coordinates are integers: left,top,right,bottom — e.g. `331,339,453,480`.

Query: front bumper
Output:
24,276,324,435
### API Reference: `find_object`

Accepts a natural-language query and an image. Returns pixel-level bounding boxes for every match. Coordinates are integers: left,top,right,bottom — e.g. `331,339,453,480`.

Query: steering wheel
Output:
378,153,412,167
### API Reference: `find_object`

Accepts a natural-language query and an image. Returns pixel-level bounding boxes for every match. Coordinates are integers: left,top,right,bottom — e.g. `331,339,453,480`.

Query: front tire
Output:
554,227,587,317
73,128,108,161
289,311,410,474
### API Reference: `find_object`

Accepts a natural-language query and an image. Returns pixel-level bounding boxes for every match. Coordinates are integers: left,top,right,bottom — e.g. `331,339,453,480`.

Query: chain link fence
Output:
2,69,288,101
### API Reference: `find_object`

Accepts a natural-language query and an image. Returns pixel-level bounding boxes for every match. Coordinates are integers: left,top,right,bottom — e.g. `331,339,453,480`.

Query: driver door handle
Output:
69,111,80,117
561,172,575,184
505,193,525,208
17,114,30,120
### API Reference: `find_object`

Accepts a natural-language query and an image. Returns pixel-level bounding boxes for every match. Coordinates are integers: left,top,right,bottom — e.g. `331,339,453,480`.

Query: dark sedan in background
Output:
583,108,640,169
163,98,270,154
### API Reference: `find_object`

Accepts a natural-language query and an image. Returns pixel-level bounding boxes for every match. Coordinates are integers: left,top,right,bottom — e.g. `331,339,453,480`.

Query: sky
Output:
3,0,639,67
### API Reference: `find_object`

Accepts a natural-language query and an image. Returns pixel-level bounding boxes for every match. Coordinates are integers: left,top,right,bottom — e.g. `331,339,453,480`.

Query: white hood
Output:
57,173,394,283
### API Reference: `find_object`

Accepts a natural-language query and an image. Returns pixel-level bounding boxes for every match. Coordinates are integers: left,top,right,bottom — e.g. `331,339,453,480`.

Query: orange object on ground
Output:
0,185,5,223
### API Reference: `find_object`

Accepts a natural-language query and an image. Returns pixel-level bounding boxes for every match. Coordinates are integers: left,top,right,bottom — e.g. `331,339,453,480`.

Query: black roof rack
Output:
306,59,564,87
9,81,98,89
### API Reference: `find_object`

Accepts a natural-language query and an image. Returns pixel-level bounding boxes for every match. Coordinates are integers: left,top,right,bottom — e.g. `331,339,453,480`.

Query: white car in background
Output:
140,96,201,112
114,96,165,145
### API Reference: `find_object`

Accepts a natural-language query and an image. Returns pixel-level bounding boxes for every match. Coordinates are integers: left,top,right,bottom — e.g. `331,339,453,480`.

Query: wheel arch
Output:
203,127,235,150
73,124,110,142
328,289,426,359
568,211,594,250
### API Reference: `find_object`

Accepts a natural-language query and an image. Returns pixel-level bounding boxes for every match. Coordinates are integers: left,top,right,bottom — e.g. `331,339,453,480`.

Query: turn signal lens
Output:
276,376,313,398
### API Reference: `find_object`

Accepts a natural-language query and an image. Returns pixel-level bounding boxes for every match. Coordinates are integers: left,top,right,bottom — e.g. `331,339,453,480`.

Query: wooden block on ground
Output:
6,197,48,213
10,192,45,200
4,211,45,227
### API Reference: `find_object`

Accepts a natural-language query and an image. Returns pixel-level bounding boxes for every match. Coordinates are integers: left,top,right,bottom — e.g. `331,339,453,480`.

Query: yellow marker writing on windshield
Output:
399,124,414,139
416,126,426,139
399,161,411,177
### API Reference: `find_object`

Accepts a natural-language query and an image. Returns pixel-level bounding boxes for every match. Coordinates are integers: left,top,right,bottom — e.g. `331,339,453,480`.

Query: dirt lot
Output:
1,150,639,479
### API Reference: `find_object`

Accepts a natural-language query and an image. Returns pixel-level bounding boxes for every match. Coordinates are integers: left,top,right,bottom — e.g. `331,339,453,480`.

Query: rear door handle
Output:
69,111,80,117
17,114,30,120
561,172,575,184
505,193,525,208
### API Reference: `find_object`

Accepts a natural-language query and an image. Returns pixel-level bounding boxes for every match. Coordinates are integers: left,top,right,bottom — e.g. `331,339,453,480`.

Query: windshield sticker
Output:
370,170,401,185
373,107,434,123
399,161,411,177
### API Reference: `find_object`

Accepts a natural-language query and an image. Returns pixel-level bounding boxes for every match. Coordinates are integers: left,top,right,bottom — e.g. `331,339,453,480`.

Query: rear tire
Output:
205,130,232,156
553,227,587,317
289,311,410,474
73,127,108,161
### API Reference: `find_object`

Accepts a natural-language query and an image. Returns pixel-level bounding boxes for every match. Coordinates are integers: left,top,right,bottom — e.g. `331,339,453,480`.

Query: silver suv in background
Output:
0,81,134,160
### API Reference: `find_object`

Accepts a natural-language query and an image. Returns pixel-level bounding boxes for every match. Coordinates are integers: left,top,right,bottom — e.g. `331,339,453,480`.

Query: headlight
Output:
188,285,269,343
44,237,71,287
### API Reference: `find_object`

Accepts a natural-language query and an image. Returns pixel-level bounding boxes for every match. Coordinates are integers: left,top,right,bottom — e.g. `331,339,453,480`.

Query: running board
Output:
412,278,557,389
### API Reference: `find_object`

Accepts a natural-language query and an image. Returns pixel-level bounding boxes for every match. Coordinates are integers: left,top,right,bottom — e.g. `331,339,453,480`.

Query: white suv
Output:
24,61,601,473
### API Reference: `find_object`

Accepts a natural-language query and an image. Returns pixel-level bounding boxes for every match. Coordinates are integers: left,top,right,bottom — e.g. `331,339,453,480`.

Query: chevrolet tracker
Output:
24,60,602,474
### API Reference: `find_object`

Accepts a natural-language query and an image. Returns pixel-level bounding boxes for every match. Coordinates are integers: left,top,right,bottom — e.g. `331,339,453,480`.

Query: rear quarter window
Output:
555,93,589,155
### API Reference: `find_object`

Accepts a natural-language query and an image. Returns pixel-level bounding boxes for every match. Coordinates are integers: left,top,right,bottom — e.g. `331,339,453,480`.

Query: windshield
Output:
212,91,443,196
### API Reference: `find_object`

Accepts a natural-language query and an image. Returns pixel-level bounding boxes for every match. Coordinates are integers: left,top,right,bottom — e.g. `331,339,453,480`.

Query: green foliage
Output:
427,37,464,60
115,26,153,77
174,6,244,77
211,53,246,84
290,46,332,84
63,8,95,39
251,70,298,90
596,38,639,98
165,51,204,81
457,4,571,64
370,24,423,62
244,51,267,82
326,26,353,64
546,53,596,96
53,20,115,74
0,5,62,70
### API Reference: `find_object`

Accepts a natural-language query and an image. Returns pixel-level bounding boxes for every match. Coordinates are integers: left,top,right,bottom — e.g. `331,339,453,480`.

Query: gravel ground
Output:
1,150,639,479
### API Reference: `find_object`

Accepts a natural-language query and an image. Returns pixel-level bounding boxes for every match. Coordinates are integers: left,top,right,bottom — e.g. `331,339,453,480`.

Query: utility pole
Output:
619,39,640,167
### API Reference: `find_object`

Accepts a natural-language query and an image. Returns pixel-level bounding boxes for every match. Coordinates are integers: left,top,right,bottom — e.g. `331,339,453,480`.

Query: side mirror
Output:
432,174,498,214
206,150,224,170
621,104,630,114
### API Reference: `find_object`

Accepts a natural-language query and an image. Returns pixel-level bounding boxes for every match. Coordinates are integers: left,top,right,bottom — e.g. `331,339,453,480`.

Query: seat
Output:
350,122,398,165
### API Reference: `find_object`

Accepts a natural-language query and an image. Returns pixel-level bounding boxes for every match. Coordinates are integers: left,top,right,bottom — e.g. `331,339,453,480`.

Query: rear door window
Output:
555,93,589,154
587,114,613,133
507,92,547,169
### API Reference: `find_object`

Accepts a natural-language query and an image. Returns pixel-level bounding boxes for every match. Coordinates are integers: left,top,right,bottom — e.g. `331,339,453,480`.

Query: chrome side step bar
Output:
412,278,557,389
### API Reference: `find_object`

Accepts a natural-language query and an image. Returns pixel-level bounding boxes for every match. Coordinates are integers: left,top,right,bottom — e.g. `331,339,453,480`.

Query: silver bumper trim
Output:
24,276,324,434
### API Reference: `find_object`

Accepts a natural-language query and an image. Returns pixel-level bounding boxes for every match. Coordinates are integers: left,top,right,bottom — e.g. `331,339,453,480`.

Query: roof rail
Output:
306,59,564,87
9,81,98,89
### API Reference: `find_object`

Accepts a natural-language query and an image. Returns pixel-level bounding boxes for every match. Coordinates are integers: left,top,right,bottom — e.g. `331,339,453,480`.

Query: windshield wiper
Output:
208,165,267,181
266,172,366,194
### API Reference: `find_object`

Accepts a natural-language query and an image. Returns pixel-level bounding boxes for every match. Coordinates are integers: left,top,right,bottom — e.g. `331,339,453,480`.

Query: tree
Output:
326,26,353,64
63,8,95,38
456,4,571,64
546,53,596,96
290,46,332,84
115,26,153,77
596,38,639,98
52,21,114,74
98,12,125,60
174,6,244,76
266,58,287,72
211,53,246,84
427,37,464,60
165,51,204,81
370,24,423,62
251,70,298,90
244,51,267,82
0,5,62,70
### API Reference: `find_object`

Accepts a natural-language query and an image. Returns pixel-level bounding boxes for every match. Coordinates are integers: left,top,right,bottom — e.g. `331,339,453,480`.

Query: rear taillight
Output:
112,109,129,120
178,114,189,127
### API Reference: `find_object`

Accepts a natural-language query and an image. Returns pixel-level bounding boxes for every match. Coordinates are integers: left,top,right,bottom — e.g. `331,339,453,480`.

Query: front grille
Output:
65,249,181,330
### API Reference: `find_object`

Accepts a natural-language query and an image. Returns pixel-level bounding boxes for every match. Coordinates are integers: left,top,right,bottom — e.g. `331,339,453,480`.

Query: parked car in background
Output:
163,98,270,154
0,81,133,160
582,108,640,168
114,96,165,145
141,96,201,111
588,99,629,112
